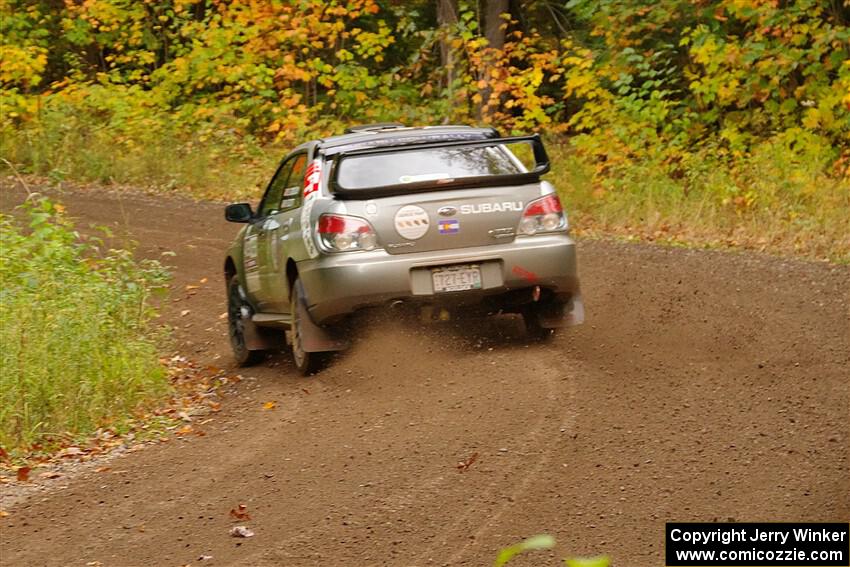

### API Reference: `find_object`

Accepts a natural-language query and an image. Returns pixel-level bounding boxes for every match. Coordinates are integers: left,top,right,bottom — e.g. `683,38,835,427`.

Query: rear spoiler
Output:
328,134,550,199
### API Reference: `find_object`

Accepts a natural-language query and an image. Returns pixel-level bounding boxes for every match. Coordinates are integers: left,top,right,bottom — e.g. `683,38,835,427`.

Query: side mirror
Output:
225,203,253,223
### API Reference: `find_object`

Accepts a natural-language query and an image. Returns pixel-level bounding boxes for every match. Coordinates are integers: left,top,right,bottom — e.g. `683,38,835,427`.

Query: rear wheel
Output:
227,275,264,366
290,277,330,376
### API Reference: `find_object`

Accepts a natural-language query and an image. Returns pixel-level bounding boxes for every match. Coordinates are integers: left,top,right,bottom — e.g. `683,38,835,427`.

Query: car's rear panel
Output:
297,233,581,324
328,183,543,255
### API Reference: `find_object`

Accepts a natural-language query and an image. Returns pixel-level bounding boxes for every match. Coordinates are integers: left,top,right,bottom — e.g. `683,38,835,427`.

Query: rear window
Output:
335,146,524,191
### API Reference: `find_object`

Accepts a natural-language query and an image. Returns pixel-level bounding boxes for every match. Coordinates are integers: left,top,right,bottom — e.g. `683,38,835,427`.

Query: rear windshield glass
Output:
335,145,524,190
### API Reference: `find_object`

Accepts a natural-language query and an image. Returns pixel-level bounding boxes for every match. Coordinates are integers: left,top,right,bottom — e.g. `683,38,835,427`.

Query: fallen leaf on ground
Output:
16,466,31,482
0,447,8,460
180,309,191,317
94,466,111,473
457,452,479,472
229,504,251,521
175,425,194,436
199,277,208,284
262,401,277,410
40,471,62,479
301,388,310,395
229,526,254,538
185,284,200,291
0,510,9,517
218,312,228,320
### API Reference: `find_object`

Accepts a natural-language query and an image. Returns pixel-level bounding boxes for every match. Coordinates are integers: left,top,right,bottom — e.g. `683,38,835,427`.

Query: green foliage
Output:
0,198,171,451
494,534,556,567
3,1,847,142
561,0,849,161
493,535,610,567
3,0,848,151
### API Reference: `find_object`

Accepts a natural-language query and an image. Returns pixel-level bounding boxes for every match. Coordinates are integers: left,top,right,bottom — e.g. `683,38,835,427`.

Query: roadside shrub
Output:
0,198,170,451
550,134,850,262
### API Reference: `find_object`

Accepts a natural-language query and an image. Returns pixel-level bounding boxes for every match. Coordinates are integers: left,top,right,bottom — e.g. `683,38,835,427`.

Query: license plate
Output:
431,265,482,293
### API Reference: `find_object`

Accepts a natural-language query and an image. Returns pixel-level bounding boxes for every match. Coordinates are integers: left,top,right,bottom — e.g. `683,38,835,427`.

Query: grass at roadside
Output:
0,103,278,202
0,198,171,453
549,144,850,264
2,120,847,263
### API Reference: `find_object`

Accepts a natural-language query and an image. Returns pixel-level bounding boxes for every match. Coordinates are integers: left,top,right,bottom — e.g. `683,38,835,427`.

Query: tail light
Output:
317,214,378,252
518,194,568,236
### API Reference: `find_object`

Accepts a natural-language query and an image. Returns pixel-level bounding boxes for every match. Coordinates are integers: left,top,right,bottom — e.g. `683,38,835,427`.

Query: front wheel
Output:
227,275,265,366
290,278,330,376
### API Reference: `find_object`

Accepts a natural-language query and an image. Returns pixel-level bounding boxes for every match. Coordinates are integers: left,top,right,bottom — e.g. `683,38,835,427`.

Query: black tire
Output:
290,277,330,376
522,305,557,341
227,275,264,366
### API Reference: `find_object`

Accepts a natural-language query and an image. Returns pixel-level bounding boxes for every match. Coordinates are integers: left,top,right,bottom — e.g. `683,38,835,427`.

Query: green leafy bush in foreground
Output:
0,198,170,451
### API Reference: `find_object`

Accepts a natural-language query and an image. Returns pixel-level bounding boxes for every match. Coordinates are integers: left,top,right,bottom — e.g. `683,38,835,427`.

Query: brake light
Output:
317,214,378,252
518,194,567,235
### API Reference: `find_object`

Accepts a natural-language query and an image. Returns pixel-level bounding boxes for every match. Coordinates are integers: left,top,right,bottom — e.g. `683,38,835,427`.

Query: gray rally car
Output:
224,124,583,374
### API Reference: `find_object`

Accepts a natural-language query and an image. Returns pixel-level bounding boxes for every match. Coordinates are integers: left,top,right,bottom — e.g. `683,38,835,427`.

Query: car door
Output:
242,177,285,305
251,156,296,311
258,152,308,312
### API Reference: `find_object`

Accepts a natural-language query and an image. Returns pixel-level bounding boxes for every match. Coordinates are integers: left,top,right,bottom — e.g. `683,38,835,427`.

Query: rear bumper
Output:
297,234,581,324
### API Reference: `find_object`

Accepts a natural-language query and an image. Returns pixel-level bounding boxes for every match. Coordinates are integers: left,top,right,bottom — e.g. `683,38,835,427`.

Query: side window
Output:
258,159,295,217
279,154,307,212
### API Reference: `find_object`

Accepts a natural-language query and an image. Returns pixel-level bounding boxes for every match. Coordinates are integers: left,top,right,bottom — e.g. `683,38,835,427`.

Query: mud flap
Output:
294,280,350,353
238,303,283,352
234,283,282,352
562,292,585,327
243,321,283,351
538,292,585,328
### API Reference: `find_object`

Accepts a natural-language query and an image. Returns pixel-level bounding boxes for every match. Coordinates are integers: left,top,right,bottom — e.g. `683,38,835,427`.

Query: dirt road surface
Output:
1,185,848,566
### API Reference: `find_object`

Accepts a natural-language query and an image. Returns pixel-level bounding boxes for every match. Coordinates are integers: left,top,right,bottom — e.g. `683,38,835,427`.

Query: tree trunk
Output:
437,0,458,107
485,0,508,51
479,0,509,121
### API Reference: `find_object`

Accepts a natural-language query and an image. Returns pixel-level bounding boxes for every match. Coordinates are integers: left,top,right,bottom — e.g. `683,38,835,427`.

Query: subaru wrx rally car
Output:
224,124,583,374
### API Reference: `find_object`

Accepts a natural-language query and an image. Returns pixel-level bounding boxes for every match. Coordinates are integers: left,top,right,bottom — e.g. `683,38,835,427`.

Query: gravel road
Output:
1,185,847,566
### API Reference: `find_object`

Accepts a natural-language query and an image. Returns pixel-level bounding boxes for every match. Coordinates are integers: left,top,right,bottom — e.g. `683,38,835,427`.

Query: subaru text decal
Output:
460,201,523,214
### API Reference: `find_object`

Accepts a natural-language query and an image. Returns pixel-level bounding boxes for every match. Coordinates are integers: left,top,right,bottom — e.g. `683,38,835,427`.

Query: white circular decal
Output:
394,205,430,240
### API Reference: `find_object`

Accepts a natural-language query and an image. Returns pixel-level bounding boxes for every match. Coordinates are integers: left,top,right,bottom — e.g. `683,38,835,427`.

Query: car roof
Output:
315,125,500,156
